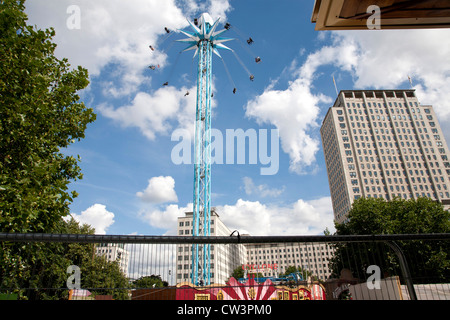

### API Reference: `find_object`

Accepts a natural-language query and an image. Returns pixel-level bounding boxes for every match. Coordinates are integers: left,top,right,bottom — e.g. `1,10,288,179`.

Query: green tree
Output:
279,265,313,278
229,266,245,280
228,266,264,283
132,275,168,289
336,197,450,235
330,197,450,283
64,219,130,300
0,0,95,234
279,265,317,283
1,218,130,300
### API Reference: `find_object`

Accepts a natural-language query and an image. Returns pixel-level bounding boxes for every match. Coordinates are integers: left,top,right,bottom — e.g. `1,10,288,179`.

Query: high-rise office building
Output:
321,89,450,224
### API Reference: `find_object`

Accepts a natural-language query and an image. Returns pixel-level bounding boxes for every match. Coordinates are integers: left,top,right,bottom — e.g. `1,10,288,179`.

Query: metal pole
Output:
192,36,213,286
386,240,417,300
177,13,233,287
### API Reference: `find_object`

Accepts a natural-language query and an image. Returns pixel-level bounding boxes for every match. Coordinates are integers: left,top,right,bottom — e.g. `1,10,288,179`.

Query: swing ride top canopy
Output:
176,13,234,58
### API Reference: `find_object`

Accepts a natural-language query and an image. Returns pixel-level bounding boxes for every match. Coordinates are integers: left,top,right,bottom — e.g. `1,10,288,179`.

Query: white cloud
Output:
245,28,450,174
135,174,334,235
137,176,178,204
242,176,285,198
139,203,193,235
244,35,357,174
98,85,196,140
245,77,331,174
134,177,334,236
25,0,233,143
25,0,232,98
126,242,176,283
138,197,334,236
25,0,188,95
182,0,232,21
217,197,335,236
208,0,233,20
136,176,189,235
330,29,450,124
70,204,115,234
97,78,221,141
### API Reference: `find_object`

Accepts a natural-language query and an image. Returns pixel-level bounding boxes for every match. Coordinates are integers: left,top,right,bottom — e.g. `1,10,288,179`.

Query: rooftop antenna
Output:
408,75,414,89
332,74,338,96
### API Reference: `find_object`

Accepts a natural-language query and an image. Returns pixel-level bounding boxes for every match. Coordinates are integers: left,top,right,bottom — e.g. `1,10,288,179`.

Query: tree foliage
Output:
1,218,130,300
229,266,245,280
336,197,450,235
0,1,134,300
330,197,450,283
228,266,264,283
279,265,314,280
132,275,168,289
0,0,96,233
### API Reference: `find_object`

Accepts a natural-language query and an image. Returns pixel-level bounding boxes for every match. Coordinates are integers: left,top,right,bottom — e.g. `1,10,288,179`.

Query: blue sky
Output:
25,0,450,236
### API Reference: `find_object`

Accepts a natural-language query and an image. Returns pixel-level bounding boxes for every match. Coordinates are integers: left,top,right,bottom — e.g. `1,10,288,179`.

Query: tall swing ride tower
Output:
176,13,233,286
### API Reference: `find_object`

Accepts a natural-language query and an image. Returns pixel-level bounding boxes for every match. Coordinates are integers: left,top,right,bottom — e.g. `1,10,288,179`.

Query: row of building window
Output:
344,112,428,122
344,100,420,110
340,120,434,130
179,228,214,235
249,245,332,253
179,220,215,227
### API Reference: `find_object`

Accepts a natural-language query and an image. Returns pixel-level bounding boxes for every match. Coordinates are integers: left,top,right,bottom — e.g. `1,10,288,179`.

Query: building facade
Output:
245,242,334,281
96,243,130,276
176,209,247,285
321,89,450,224
176,211,334,284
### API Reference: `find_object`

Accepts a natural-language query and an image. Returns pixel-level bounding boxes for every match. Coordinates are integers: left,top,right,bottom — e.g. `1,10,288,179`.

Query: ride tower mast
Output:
177,13,233,286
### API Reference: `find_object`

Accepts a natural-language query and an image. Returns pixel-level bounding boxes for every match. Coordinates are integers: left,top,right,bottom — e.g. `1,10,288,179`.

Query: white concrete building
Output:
245,242,334,281
176,210,334,284
96,243,130,276
321,89,450,224
176,209,247,285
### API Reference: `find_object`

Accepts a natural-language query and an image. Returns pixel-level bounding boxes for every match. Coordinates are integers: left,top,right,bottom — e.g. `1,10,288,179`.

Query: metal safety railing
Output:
0,233,448,300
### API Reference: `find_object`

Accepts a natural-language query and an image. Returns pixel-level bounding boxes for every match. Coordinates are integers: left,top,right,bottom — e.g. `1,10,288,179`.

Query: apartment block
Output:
321,89,450,223
245,242,334,281
176,211,334,284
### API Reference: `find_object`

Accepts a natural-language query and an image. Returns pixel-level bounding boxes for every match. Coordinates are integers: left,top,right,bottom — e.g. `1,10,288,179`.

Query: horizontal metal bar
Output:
0,232,448,244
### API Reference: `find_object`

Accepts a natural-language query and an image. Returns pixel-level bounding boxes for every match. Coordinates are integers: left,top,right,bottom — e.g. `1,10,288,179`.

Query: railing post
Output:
386,240,417,300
